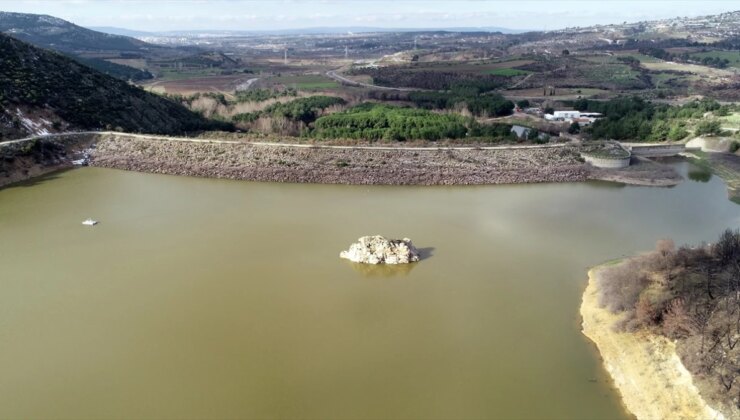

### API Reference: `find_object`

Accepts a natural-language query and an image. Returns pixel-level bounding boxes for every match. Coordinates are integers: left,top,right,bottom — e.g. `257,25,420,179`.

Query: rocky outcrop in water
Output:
340,236,420,264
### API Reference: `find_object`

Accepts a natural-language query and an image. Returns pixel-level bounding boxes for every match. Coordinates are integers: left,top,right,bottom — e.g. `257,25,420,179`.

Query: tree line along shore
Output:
583,230,740,419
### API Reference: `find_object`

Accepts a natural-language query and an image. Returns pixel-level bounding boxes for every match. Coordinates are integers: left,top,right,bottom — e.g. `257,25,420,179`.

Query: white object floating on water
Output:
82,218,98,226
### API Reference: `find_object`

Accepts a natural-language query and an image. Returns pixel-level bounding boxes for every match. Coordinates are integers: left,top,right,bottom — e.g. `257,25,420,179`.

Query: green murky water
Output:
0,161,738,419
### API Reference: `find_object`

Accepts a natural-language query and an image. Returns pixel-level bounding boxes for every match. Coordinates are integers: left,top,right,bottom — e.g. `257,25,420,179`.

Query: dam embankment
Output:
1,132,688,187
89,133,589,185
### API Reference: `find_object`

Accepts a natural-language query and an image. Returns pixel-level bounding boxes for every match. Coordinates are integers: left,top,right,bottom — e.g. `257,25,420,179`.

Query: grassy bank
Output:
685,150,740,203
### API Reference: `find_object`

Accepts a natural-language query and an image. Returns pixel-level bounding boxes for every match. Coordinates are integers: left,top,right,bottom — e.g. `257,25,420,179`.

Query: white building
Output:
553,110,581,119
544,110,602,122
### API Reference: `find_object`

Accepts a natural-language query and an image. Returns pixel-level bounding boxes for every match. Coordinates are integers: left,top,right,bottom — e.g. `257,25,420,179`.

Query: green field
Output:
578,55,621,64
584,52,663,64
483,68,531,77
690,51,740,68
719,113,740,129
267,74,339,91
156,68,225,81
618,53,663,64
649,71,695,88
580,64,643,87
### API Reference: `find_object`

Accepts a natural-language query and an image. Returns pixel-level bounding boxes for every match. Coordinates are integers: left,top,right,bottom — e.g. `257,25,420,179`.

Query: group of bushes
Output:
573,97,733,141
639,47,733,69
233,88,297,103
225,99,522,142
349,66,507,92
312,103,515,142
173,88,299,110
408,91,515,118
312,104,468,141
233,96,346,125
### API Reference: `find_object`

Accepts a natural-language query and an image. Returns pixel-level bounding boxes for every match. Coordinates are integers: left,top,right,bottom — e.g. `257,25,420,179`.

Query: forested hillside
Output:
0,12,160,81
312,104,514,141
575,97,737,141
0,11,151,53
0,34,229,140
73,56,153,81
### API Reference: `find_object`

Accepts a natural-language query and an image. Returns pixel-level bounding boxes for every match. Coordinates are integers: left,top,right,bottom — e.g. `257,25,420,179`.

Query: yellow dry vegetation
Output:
641,61,735,77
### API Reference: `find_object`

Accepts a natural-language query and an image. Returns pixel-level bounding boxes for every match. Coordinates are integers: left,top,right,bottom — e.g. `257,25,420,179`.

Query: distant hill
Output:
87,26,156,38
0,12,164,81
89,25,530,37
0,11,154,54
0,33,229,140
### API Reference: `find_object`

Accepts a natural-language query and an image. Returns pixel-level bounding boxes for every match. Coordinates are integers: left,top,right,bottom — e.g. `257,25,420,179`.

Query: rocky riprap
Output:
2,133,686,189
89,135,590,186
340,236,420,264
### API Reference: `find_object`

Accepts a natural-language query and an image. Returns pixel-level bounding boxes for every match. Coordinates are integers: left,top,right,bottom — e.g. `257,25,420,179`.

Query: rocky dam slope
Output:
1,132,686,188
89,134,589,185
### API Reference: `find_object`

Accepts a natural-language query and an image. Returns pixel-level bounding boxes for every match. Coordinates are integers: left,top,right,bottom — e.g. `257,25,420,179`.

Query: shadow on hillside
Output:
1,168,72,191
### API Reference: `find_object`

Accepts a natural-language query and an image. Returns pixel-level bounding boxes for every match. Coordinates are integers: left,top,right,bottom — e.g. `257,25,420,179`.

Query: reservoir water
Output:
1,161,738,419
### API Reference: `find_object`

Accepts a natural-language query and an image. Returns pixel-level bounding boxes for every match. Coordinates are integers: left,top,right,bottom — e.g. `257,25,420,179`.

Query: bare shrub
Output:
226,96,303,117
656,239,675,255
636,294,658,326
249,115,305,137
190,96,220,118
596,258,651,313
656,239,676,270
663,298,699,338
714,229,740,265
321,103,348,116
186,94,312,120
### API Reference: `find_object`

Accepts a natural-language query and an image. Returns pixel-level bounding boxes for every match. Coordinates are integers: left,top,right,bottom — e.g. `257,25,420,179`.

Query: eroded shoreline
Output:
581,266,724,420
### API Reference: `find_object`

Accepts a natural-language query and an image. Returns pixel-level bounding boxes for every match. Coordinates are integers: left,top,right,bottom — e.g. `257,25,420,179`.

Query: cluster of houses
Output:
515,106,604,127
544,110,603,126
507,106,604,140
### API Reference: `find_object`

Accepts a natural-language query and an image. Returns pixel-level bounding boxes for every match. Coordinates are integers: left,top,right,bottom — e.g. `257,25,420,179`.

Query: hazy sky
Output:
1,0,737,32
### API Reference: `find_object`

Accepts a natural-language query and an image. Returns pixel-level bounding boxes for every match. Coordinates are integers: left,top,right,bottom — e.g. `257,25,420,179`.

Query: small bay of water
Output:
0,161,738,419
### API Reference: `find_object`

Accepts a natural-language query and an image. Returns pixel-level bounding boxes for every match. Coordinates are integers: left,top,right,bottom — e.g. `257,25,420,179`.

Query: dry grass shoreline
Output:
581,265,725,420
